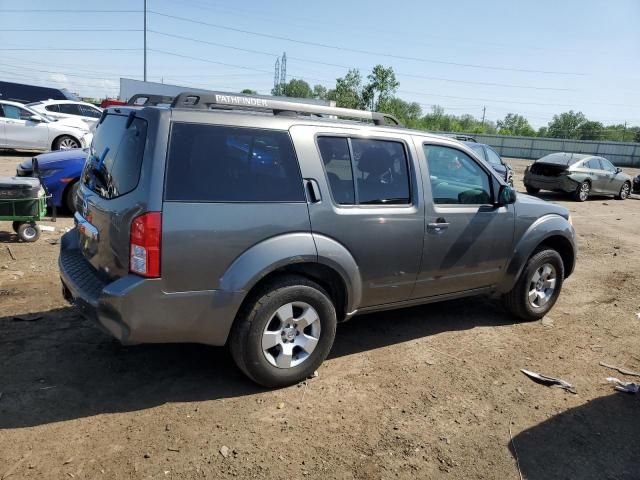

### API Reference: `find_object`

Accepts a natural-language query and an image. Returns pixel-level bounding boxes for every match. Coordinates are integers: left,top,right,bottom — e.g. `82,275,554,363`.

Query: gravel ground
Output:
1,151,639,479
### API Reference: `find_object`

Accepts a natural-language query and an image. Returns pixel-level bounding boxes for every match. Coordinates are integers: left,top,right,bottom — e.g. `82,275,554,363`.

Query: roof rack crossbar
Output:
170,91,400,126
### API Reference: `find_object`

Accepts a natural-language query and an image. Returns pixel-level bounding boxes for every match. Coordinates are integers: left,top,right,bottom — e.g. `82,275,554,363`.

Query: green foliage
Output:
378,97,422,128
365,65,399,111
578,121,604,140
274,79,314,98
240,89,257,95
327,69,368,109
547,111,587,139
312,84,328,100
635,129,640,143
496,113,535,136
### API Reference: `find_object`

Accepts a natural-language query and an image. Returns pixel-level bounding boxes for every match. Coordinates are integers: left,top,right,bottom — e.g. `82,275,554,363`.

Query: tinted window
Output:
317,137,355,204
1,104,34,121
424,145,492,205
82,114,147,199
466,143,486,161
317,137,411,205
58,103,82,115
165,124,304,202
600,158,616,172
585,158,602,169
45,104,60,112
80,104,101,118
485,147,502,166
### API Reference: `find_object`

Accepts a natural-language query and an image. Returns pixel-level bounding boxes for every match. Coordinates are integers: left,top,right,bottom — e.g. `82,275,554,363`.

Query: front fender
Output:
497,214,576,293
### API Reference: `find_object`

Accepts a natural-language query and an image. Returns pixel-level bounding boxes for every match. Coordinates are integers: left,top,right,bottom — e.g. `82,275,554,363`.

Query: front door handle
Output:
305,179,322,203
427,221,450,233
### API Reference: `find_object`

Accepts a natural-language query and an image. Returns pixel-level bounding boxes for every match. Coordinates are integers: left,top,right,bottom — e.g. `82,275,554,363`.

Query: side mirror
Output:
615,167,622,174
497,185,517,206
28,114,43,123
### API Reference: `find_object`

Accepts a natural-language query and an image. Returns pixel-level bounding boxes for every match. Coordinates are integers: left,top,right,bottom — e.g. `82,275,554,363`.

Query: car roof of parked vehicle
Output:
537,152,591,165
26,99,100,107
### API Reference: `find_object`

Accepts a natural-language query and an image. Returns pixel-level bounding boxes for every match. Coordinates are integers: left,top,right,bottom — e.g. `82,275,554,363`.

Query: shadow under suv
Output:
59,92,577,387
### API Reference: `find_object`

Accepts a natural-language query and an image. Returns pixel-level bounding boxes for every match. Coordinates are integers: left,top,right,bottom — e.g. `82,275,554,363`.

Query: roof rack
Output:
127,93,174,106
170,91,401,126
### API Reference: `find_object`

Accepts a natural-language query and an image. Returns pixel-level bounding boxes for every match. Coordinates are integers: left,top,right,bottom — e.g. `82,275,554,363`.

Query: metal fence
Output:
447,133,640,167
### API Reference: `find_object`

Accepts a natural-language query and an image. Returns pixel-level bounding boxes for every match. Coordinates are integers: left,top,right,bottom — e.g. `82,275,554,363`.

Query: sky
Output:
0,0,639,128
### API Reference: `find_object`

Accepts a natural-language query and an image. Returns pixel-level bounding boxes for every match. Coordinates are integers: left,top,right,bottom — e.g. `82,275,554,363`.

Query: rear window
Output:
82,113,147,199
538,153,586,166
165,123,305,202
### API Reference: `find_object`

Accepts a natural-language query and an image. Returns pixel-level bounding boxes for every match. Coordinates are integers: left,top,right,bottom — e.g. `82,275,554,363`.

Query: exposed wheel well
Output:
62,178,80,211
537,235,575,278
51,134,80,150
241,263,349,322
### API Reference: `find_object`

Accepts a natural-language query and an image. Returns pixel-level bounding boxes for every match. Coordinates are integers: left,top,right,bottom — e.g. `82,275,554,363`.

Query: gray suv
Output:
59,92,576,387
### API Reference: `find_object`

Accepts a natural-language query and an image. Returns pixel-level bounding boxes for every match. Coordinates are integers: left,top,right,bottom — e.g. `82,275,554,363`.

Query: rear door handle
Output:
305,179,322,203
427,221,450,233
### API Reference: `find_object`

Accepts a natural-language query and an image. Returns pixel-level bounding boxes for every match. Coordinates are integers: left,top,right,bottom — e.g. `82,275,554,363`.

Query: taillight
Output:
129,212,161,278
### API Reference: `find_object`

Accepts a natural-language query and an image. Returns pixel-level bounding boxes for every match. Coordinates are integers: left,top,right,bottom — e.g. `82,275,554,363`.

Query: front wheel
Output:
54,135,79,150
229,275,337,387
616,181,631,200
17,223,41,242
573,180,590,202
503,248,564,321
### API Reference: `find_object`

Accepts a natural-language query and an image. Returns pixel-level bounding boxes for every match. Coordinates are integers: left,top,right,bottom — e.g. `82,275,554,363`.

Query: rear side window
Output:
585,158,602,169
59,103,82,115
80,104,101,118
82,113,148,199
317,136,411,205
46,104,60,112
165,123,304,202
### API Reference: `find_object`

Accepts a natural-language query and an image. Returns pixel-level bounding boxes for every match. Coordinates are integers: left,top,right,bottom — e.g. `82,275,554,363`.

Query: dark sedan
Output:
463,141,514,186
523,153,632,202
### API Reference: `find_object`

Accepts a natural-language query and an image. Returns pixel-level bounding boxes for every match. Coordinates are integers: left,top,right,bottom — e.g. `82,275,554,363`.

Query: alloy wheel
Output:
528,263,557,308
59,138,79,150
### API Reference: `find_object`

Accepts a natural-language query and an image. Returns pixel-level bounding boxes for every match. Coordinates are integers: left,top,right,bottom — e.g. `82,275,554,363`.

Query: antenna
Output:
273,57,280,95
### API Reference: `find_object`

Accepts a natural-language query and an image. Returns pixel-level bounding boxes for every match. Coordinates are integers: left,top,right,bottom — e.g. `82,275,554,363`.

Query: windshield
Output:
466,143,486,161
82,113,147,199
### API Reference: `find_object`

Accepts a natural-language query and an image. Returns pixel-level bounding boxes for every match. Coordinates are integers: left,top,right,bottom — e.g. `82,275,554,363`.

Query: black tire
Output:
525,186,540,194
12,221,21,233
503,248,564,322
616,181,631,200
53,135,80,151
229,275,337,388
17,223,41,243
65,180,79,213
573,180,590,202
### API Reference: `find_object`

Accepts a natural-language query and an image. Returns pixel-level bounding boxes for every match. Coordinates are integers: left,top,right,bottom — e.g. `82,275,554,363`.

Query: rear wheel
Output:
616,181,631,200
65,180,79,213
573,180,590,202
54,135,79,151
17,223,40,243
503,248,564,321
525,185,540,194
229,275,337,387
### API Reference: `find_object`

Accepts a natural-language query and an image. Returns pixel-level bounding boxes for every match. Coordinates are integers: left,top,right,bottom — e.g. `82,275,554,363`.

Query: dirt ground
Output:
1,152,639,480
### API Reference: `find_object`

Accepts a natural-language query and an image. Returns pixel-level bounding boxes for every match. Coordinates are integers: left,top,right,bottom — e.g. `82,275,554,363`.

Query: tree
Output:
364,65,399,111
378,97,421,127
634,129,640,143
578,120,604,140
547,111,587,139
280,79,313,98
327,69,367,109
240,88,257,95
496,113,535,136
537,127,549,137
312,84,328,100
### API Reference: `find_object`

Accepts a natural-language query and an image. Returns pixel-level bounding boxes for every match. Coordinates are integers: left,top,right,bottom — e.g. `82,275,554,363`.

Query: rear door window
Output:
58,103,82,116
165,123,305,202
82,113,148,199
585,158,602,169
317,136,411,205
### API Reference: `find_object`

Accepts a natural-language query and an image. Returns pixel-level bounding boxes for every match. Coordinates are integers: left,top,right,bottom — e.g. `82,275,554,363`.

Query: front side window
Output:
165,124,305,202
424,145,492,205
45,104,60,112
600,158,616,172
317,136,411,205
485,147,503,166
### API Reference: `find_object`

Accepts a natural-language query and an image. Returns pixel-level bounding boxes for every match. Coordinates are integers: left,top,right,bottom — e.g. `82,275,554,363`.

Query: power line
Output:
147,29,574,92
0,9,140,13
146,10,587,76
148,48,273,74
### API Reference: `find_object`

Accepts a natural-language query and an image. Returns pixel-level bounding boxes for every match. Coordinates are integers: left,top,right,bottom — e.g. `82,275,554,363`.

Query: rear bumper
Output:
58,229,243,346
523,173,578,193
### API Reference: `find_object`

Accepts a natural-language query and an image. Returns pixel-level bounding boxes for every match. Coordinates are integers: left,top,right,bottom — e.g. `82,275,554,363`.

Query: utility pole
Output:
143,0,147,82
623,121,627,142
481,106,486,126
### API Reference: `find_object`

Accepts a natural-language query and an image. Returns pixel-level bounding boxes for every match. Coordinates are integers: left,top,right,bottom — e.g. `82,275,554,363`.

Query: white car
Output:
27,100,103,127
0,100,93,151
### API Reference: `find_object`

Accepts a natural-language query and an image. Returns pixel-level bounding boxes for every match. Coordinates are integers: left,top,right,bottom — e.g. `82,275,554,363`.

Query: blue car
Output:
16,148,87,212
462,141,514,186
